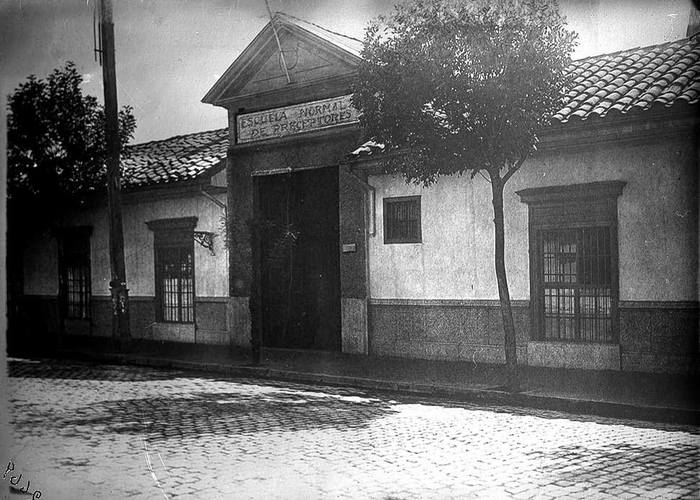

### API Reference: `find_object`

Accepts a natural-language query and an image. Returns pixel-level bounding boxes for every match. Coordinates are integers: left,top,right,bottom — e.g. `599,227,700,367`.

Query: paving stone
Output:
5,358,700,499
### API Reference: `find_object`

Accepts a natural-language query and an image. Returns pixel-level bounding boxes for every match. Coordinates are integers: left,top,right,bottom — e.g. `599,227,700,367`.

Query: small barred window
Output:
383,196,421,244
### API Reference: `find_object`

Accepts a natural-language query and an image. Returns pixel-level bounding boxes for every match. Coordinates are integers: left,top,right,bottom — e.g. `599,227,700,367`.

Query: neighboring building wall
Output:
367,135,698,373
23,226,59,296
22,191,229,345
18,226,61,347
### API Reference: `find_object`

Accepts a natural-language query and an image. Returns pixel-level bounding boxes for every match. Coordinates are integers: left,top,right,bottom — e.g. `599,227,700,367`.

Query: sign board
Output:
236,94,359,144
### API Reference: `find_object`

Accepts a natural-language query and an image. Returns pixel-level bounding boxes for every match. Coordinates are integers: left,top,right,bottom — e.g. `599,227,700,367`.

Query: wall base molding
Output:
369,298,530,307
341,298,368,354
619,300,699,310
527,341,621,370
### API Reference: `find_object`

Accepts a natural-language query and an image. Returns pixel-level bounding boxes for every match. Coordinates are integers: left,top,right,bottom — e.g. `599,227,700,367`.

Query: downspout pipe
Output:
199,186,228,255
199,186,228,218
199,186,229,347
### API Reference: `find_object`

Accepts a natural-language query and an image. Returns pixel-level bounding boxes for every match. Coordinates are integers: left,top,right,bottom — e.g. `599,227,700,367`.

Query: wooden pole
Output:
99,0,131,350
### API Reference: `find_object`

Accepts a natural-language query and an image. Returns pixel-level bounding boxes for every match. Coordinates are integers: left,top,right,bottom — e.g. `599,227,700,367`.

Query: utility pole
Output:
99,0,131,350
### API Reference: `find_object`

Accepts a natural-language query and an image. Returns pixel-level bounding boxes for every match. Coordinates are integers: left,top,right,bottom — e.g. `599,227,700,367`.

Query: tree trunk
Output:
489,173,519,391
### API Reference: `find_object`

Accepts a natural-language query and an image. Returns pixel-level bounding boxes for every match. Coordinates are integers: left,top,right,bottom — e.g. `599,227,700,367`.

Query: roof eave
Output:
347,103,698,166
121,156,227,191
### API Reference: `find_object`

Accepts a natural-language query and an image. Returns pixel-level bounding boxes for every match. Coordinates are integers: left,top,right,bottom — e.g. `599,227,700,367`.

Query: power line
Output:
275,11,363,44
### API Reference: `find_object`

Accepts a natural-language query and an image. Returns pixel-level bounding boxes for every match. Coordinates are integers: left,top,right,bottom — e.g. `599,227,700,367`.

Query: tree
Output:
7,61,136,207
352,0,577,390
6,62,136,349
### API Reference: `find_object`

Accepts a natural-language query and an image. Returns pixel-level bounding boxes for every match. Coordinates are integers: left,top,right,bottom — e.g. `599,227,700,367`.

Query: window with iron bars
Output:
538,226,614,342
155,244,194,323
384,196,421,244
517,181,625,344
147,217,198,324
58,228,92,320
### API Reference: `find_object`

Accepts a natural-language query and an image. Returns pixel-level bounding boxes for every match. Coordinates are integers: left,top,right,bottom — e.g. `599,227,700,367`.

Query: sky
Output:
0,0,695,144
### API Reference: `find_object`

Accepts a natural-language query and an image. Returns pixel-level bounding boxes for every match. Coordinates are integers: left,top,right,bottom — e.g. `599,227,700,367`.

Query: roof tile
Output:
557,37,699,122
139,33,698,168
121,127,228,189
343,39,698,158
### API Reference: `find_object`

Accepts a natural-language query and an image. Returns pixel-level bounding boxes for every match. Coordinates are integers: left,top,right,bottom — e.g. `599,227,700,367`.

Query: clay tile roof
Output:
558,37,699,122
265,16,696,124
121,128,228,188
349,37,699,158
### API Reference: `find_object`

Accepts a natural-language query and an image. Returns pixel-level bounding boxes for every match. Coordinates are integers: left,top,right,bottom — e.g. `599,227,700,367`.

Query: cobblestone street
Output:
5,358,699,499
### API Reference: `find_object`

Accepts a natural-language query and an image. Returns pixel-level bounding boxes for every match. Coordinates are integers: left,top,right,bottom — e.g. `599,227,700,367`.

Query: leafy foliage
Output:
353,0,577,389
7,61,136,205
352,0,577,185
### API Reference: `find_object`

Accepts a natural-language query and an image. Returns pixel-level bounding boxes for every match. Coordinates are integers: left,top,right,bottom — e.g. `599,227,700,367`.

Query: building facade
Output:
16,129,230,348
15,14,697,374
359,113,697,373
203,14,370,354
205,15,698,374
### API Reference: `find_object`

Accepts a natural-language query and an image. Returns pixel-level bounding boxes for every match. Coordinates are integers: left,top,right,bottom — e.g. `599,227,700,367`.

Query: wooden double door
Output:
257,166,341,350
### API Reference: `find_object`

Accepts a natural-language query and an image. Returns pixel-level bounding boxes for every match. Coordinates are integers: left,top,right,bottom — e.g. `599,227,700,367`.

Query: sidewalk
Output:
31,338,700,425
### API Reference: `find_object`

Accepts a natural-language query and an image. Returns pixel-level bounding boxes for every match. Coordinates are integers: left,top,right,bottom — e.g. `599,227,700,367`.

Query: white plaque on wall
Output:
236,94,359,144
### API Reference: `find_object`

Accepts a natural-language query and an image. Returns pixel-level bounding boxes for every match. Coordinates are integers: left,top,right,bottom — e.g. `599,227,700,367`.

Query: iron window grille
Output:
517,181,625,344
147,217,198,324
383,196,422,244
155,244,194,323
539,226,613,342
58,228,92,320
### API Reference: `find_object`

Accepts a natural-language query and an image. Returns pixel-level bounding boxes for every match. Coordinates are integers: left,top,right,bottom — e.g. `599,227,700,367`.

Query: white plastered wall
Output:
23,192,229,299
368,138,698,303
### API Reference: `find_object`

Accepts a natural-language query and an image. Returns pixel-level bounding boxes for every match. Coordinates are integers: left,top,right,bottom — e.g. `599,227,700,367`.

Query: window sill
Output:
527,340,620,370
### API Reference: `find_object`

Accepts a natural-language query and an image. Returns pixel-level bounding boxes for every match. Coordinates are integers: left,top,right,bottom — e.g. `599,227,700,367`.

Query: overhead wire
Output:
274,11,363,43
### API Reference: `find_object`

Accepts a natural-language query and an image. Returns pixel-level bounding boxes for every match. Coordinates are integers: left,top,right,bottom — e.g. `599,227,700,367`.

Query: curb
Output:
52,351,698,427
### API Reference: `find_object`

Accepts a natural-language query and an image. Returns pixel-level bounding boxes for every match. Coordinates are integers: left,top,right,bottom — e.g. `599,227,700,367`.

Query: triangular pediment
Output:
202,15,361,106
